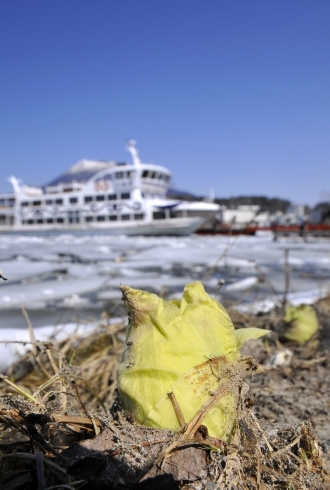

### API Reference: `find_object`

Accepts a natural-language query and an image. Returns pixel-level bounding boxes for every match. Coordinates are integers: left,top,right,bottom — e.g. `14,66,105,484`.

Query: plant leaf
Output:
180,281,240,357
117,282,270,440
234,327,270,349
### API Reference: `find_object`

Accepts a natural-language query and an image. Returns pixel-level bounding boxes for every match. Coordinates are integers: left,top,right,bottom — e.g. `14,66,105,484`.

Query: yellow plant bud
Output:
117,281,269,441
281,304,318,345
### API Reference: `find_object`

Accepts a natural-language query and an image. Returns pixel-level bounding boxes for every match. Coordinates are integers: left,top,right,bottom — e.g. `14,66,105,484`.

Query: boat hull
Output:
0,217,205,236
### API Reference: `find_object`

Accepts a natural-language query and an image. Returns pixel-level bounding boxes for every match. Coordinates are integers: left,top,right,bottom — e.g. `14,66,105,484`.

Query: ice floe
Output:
0,232,330,372
0,233,330,319
223,276,259,292
0,318,126,372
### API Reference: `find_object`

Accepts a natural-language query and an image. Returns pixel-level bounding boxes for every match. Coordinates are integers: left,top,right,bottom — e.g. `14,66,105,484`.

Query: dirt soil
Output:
0,296,330,489
238,296,330,457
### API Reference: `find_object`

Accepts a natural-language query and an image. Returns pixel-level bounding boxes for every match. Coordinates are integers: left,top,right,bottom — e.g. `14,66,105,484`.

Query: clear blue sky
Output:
1,0,329,205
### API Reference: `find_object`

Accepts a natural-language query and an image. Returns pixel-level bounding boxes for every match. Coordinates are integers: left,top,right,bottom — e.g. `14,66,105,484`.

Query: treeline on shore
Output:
168,188,330,217
168,188,291,213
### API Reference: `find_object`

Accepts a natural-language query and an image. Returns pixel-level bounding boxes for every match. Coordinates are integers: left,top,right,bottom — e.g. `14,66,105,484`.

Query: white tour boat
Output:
0,141,219,236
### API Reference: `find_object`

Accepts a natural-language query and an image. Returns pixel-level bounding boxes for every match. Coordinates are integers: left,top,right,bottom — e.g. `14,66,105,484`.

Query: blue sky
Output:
1,0,329,205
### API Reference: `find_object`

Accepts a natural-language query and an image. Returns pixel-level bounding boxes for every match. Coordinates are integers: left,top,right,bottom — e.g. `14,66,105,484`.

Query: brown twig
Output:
50,414,102,427
183,382,231,439
202,235,240,282
0,269,7,280
283,248,290,307
168,391,186,428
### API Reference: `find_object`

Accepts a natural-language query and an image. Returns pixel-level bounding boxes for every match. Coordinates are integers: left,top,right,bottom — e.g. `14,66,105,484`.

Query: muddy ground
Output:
238,296,330,458
0,296,330,488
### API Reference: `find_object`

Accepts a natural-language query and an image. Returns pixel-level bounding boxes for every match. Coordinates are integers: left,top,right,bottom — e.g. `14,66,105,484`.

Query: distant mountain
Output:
166,188,198,201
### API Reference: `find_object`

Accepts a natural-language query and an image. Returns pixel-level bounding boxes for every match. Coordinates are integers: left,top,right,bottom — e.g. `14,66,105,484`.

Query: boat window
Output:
47,218,54,224
134,213,144,220
55,199,63,205
97,215,106,221
28,219,33,225
142,170,148,178
33,200,42,206
70,197,78,204
37,219,43,224
127,170,135,178
68,211,80,223
85,196,93,203
96,195,105,202
120,192,130,200
0,199,5,206
109,215,117,221
153,211,166,220
170,210,183,218
45,199,53,205
108,194,116,201
21,201,29,207
96,173,112,181
8,198,15,206
121,214,130,221
186,210,209,218
56,218,64,223
115,171,124,179
150,172,156,179
85,216,93,222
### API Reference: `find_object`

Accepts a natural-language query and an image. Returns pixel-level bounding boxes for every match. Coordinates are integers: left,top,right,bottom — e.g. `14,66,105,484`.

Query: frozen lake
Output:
1,231,330,371
1,231,330,329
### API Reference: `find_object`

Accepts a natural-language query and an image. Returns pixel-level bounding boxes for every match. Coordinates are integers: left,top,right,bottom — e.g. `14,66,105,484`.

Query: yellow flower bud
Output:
281,304,318,345
117,281,269,441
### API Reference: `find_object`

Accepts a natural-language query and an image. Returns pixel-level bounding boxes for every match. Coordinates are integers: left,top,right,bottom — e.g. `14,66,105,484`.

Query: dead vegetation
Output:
0,299,330,489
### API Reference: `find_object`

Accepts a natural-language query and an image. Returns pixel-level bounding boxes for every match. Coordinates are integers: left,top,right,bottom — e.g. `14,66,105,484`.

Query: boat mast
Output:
126,140,142,166
8,176,21,196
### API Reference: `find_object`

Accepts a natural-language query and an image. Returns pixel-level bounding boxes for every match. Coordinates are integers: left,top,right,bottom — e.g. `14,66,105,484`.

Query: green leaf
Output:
234,327,270,349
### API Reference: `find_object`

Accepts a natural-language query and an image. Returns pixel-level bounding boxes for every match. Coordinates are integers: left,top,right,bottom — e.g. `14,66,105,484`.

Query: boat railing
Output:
45,182,85,194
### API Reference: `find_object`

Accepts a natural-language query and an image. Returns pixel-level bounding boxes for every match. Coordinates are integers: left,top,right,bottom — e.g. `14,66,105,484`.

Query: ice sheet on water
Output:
237,287,330,314
97,290,123,301
0,276,106,309
277,255,330,271
0,317,127,372
223,276,259,292
103,274,219,292
0,322,95,371
66,264,99,278
304,257,330,270
2,260,61,282
0,233,330,315
121,242,222,268
117,267,159,278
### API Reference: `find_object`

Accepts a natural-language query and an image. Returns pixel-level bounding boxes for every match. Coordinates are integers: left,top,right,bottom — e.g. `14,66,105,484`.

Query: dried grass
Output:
0,302,330,489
